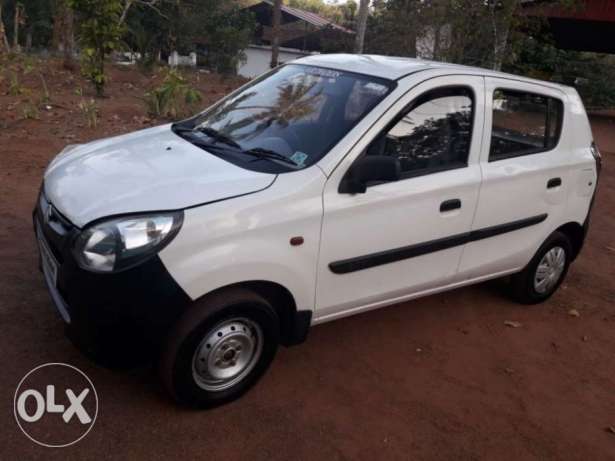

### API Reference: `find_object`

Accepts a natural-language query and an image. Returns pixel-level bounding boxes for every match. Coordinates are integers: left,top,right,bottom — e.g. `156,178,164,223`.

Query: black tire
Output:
159,288,279,408
509,231,573,305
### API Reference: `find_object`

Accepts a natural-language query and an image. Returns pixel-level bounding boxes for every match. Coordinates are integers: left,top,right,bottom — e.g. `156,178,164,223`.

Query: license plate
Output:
37,225,58,287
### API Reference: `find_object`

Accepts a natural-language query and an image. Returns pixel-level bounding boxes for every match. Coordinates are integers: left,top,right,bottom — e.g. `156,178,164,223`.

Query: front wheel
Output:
159,288,279,408
509,231,572,304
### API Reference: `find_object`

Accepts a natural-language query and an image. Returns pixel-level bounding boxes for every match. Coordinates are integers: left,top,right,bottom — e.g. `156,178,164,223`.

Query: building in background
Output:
239,0,354,78
522,0,615,54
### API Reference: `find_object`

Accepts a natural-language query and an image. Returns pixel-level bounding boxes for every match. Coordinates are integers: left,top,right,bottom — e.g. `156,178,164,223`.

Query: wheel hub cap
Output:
533,246,566,294
192,318,263,392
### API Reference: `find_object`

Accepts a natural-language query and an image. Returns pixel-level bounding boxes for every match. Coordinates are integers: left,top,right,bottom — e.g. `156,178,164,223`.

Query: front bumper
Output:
33,192,191,366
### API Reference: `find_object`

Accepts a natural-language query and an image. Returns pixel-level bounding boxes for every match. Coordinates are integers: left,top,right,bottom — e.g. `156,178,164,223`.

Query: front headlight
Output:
73,212,184,273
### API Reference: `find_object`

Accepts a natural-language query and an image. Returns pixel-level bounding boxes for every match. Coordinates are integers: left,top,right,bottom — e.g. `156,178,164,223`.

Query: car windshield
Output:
174,64,394,172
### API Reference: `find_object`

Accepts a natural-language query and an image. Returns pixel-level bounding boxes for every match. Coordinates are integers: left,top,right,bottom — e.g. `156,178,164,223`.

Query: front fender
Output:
159,168,326,313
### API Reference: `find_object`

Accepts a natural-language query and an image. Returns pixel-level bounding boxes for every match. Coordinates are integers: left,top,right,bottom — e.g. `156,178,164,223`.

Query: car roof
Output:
293,53,569,92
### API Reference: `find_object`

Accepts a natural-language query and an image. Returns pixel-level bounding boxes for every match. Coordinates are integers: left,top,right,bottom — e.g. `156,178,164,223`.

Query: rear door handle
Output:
547,177,562,189
440,199,461,212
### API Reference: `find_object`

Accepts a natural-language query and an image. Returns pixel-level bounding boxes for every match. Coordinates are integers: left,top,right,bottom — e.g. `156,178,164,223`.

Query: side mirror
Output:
339,156,401,194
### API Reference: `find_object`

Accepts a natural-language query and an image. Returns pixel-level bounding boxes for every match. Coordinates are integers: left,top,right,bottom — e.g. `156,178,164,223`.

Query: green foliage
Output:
74,87,99,127
199,9,254,75
8,71,23,95
127,22,159,74
21,99,39,119
575,68,615,109
1,54,52,115
38,73,50,104
143,68,202,119
69,0,124,96
505,36,615,109
1,0,614,108
78,97,99,128
124,0,254,75
21,55,36,75
1,0,55,49
368,0,514,66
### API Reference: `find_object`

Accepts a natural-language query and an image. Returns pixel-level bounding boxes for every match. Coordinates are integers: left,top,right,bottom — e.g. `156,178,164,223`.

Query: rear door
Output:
457,77,569,280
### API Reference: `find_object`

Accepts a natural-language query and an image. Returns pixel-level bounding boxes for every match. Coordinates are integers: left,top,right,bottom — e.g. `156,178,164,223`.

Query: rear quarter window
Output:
489,89,564,161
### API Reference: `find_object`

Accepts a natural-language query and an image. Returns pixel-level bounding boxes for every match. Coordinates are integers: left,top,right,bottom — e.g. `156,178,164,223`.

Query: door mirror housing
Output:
339,156,401,194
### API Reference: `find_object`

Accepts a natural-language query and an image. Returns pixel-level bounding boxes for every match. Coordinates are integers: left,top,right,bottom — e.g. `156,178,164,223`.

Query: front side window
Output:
365,87,474,178
489,89,563,161
174,64,394,173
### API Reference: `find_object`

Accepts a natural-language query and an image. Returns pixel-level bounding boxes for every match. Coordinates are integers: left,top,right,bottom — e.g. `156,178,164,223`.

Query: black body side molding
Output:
329,214,548,274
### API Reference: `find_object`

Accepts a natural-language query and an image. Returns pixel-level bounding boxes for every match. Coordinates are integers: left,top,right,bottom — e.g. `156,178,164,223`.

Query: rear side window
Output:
489,89,563,161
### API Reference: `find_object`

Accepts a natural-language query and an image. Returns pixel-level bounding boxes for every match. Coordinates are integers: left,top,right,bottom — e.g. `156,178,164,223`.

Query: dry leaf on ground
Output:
504,320,523,328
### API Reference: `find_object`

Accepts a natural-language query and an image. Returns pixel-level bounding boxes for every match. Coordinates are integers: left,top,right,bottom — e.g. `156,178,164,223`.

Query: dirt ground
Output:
1,58,615,460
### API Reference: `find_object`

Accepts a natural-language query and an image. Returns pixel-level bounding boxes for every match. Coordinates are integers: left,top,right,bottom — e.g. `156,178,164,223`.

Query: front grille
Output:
37,188,75,263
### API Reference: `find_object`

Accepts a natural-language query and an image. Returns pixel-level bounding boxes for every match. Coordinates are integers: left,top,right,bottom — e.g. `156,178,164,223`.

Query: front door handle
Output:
547,177,562,189
440,199,461,212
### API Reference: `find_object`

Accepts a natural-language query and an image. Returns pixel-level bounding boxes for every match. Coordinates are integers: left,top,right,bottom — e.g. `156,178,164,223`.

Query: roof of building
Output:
256,0,354,34
293,53,571,91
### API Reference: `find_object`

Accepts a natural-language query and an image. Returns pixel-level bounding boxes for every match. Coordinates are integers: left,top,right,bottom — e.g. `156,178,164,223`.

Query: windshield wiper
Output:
195,126,241,149
174,124,241,149
242,147,298,167
174,124,300,167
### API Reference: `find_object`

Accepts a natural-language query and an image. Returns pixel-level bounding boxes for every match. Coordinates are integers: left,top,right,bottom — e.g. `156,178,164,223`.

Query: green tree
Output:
505,34,615,109
0,1,9,52
124,0,253,75
368,0,420,58
367,0,538,68
69,0,123,96
203,7,254,74
1,0,55,51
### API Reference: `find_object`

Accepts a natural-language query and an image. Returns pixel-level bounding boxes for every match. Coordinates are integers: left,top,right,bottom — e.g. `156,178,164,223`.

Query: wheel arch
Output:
555,221,585,260
194,280,312,347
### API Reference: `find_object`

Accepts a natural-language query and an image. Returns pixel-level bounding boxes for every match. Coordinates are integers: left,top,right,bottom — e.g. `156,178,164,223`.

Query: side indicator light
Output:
290,236,304,246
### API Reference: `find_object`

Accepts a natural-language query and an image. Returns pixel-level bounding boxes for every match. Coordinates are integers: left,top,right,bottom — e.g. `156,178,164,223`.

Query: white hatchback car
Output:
35,54,600,407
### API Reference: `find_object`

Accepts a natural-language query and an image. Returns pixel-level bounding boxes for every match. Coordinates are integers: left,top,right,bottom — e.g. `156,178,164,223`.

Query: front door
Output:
314,75,485,322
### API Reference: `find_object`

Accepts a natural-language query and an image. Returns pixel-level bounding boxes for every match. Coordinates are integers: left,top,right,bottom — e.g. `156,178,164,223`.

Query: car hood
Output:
44,124,276,227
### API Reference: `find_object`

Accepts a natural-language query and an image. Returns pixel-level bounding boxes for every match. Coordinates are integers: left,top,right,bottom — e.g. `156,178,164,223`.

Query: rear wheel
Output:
160,288,279,408
510,231,572,304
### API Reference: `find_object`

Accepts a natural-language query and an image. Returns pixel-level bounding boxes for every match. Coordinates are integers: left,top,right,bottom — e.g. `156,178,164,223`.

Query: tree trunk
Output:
119,0,134,26
354,0,369,54
52,0,65,52
0,3,10,54
491,0,518,71
270,0,282,68
492,25,509,71
62,5,75,69
13,3,22,52
95,47,105,97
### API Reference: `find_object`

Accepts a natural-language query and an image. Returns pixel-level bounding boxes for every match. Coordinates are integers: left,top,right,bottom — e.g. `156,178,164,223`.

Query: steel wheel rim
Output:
192,318,263,392
534,246,566,294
